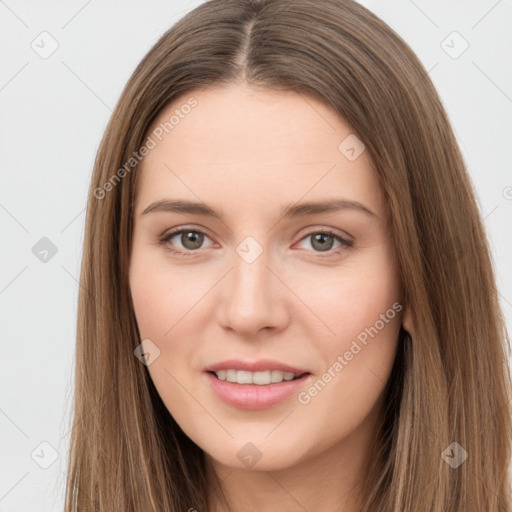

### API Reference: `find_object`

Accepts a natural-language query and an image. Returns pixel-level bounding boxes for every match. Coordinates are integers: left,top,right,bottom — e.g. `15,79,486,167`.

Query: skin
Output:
129,83,411,512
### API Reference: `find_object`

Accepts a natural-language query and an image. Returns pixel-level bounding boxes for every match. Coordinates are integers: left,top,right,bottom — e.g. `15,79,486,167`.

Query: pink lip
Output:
204,358,309,374
203,359,312,410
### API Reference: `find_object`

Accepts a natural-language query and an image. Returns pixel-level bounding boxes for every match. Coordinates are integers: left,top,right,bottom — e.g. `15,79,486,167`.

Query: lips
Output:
203,359,312,409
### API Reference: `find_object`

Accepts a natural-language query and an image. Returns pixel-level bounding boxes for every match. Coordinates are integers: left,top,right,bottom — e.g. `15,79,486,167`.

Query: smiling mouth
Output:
208,369,309,385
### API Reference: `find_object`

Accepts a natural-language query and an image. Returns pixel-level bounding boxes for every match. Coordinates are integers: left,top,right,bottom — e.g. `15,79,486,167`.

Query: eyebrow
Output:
140,198,378,220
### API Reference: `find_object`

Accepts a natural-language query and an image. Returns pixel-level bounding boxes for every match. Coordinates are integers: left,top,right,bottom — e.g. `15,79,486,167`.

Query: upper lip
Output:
204,359,310,375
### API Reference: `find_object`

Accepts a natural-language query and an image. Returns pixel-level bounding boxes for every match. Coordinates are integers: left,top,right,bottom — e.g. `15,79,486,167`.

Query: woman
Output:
65,0,512,510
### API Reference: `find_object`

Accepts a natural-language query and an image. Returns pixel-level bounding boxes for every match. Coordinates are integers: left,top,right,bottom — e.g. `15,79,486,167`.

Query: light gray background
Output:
1,0,511,510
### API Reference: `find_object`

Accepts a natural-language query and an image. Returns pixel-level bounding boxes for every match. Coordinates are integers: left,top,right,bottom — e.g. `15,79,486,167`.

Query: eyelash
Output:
157,227,353,258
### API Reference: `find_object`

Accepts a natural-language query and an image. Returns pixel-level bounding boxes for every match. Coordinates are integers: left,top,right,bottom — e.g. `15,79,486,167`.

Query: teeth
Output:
216,370,227,380
213,369,301,385
237,370,253,384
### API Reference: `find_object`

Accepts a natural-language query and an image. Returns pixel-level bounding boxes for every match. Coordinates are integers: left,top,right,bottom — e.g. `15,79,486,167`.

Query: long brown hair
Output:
65,0,512,510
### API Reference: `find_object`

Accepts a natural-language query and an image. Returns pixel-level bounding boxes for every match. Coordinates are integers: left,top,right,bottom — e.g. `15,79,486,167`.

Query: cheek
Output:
292,248,401,356
129,252,208,340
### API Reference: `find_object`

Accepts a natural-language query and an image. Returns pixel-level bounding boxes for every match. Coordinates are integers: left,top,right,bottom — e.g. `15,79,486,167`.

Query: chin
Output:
208,448,300,472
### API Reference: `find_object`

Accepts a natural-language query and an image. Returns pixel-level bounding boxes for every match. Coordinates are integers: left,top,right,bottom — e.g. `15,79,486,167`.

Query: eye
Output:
158,227,215,255
296,229,353,256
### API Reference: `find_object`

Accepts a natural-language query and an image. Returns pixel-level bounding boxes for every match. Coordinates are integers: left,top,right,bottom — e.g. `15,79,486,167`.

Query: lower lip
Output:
204,371,311,410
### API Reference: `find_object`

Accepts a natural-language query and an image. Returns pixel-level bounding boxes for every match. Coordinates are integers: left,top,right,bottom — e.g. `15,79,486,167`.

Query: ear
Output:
401,304,414,337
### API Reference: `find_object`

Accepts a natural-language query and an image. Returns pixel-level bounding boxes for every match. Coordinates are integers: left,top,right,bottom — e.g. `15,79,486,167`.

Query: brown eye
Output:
159,228,214,255
296,230,353,256
179,231,204,250
310,233,336,252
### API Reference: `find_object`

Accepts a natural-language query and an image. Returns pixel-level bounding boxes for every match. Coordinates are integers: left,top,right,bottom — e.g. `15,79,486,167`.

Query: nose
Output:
216,242,290,337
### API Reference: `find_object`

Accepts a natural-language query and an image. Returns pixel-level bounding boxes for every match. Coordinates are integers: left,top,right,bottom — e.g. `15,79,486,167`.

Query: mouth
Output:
204,361,313,409
207,369,308,385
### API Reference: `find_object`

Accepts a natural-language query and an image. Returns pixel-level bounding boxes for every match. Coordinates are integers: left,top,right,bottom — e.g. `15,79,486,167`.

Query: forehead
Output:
136,84,385,218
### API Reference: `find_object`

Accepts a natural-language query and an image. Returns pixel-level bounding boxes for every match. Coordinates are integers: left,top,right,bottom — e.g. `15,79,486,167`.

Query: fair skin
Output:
129,83,410,512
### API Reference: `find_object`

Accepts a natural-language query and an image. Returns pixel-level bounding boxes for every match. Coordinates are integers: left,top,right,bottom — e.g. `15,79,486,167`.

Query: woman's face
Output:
129,83,403,473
